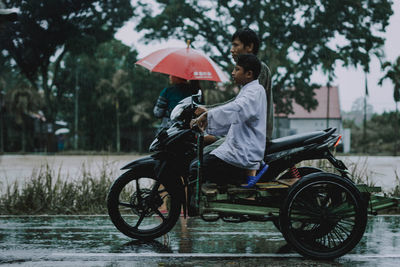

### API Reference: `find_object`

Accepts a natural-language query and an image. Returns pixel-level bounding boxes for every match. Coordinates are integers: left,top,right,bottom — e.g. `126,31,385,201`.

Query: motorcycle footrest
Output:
201,183,218,197
227,187,258,195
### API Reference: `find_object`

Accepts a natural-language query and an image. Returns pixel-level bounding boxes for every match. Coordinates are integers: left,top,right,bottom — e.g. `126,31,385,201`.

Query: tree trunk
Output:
0,109,3,153
116,100,120,152
395,102,399,156
137,123,143,153
326,84,330,128
363,72,368,153
21,120,26,152
74,65,79,150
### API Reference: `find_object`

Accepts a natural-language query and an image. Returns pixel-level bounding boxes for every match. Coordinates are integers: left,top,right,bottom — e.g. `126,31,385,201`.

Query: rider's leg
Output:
202,154,247,185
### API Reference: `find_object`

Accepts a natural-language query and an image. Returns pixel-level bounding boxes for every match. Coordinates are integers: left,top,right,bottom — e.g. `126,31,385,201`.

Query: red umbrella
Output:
136,47,229,82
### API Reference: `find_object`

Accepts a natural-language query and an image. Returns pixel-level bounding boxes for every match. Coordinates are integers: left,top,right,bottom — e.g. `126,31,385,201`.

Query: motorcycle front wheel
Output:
107,165,181,240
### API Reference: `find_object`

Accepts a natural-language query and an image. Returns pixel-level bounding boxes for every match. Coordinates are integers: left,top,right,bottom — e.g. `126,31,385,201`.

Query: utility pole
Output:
395,102,399,156
74,60,79,150
363,72,368,153
0,91,4,153
116,99,120,152
326,74,333,129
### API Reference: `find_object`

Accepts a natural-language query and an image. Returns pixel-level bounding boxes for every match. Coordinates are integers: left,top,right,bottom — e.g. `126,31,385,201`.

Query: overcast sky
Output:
115,1,400,114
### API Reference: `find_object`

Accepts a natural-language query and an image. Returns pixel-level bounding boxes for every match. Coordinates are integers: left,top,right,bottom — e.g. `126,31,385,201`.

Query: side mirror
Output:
192,89,202,104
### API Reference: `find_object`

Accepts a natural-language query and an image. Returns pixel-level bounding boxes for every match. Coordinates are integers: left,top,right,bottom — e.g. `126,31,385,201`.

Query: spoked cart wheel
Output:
279,172,368,260
273,167,324,231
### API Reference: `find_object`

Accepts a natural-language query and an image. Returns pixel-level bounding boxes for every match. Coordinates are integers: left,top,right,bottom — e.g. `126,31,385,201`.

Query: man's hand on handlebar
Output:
190,110,208,132
194,106,207,116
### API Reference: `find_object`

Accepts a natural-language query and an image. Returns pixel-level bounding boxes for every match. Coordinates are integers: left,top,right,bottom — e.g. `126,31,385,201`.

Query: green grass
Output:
390,170,400,198
298,157,376,187
0,162,115,215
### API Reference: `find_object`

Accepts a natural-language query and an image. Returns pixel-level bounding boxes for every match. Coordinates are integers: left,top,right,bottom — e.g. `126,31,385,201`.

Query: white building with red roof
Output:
274,86,343,138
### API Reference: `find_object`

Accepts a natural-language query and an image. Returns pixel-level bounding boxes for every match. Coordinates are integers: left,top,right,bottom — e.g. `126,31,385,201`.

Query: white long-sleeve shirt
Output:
206,79,267,170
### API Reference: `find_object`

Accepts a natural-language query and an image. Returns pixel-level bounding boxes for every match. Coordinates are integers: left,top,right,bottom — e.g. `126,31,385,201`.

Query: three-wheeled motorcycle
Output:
107,93,398,260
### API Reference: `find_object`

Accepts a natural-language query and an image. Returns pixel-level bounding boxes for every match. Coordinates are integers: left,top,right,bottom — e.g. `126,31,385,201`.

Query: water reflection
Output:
115,239,173,253
1,215,400,260
178,217,193,253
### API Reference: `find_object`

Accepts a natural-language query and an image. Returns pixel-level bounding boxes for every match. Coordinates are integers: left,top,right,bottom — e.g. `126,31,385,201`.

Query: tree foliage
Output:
380,56,400,103
344,111,400,155
379,56,400,155
134,0,393,114
0,0,134,122
53,40,167,152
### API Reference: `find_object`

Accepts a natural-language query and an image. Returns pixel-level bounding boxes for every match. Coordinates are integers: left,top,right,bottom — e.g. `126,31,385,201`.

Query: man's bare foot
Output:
246,169,256,176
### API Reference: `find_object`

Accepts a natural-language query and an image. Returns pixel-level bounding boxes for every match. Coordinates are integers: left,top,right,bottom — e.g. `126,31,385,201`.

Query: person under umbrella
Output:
137,42,226,132
153,75,198,131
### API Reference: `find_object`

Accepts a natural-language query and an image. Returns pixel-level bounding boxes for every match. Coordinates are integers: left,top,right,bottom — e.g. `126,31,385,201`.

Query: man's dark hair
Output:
237,54,261,80
232,27,260,55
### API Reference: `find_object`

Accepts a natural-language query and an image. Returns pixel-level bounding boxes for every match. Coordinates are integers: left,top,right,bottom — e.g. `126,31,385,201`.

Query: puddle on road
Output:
1,215,400,265
0,215,287,254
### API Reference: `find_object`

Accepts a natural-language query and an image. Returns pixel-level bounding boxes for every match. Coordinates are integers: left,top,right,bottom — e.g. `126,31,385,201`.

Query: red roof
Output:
277,86,341,119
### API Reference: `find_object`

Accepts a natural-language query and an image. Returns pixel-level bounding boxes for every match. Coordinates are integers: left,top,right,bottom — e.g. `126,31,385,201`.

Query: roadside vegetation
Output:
1,158,399,215
0,162,115,215
343,111,400,156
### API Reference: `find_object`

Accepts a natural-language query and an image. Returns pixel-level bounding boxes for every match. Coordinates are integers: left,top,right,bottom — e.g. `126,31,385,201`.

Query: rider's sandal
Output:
241,163,269,188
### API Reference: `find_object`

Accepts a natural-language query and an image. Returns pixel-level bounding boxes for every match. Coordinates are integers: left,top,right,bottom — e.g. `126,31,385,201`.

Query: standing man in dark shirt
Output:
230,27,273,140
202,27,273,155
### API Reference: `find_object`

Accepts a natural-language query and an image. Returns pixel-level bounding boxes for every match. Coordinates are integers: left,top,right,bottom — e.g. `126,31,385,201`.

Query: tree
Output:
131,101,152,152
5,83,42,152
54,39,136,151
133,0,393,114
54,39,166,152
341,97,374,126
96,69,131,152
343,112,400,154
0,0,134,125
379,56,400,156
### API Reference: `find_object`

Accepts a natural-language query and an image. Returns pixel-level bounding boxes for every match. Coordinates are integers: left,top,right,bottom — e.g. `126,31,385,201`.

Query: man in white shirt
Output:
192,54,267,185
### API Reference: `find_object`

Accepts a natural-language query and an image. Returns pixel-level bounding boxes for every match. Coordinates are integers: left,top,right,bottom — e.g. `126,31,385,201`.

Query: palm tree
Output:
131,101,152,152
5,84,42,152
96,69,131,152
379,56,400,156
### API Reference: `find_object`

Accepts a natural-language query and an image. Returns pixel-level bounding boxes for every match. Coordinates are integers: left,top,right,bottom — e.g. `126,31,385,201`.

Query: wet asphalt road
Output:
1,215,400,266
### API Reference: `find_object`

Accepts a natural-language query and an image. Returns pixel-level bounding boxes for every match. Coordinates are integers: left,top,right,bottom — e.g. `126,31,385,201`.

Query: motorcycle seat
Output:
266,128,336,154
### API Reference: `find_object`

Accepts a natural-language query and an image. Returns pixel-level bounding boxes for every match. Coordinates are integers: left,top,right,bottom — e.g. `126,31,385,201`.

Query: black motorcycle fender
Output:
120,155,187,218
121,155,156,170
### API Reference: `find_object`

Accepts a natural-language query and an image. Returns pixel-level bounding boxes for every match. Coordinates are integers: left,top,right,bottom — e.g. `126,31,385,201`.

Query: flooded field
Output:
0,154,141,190
0,154,399,192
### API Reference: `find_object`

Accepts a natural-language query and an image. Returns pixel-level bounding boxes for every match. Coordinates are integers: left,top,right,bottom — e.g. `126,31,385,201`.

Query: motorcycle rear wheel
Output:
107,165,181,240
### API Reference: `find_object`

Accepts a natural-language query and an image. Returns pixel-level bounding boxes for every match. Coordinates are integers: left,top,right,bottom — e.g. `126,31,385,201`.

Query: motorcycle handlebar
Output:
191,123,203,134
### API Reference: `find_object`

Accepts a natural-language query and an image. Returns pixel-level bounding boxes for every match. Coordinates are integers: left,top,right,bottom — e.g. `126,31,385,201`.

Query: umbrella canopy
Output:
136,47,229,83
